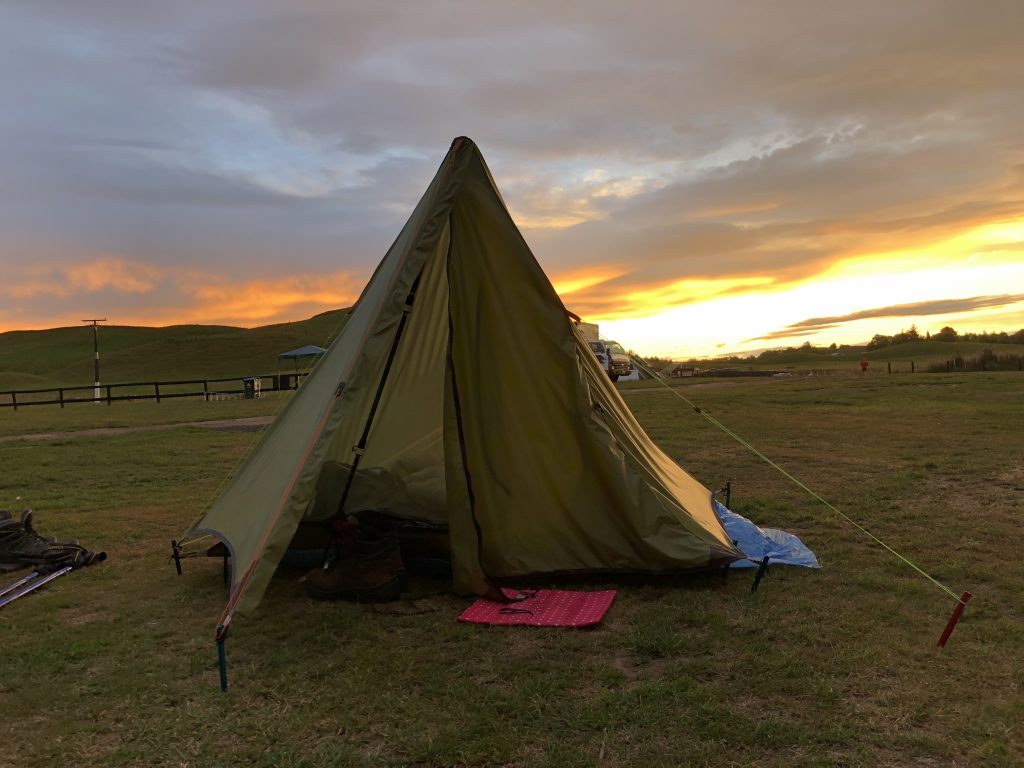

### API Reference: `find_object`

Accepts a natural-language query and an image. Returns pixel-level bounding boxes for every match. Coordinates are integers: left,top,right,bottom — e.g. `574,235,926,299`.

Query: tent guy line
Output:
631,357,969,608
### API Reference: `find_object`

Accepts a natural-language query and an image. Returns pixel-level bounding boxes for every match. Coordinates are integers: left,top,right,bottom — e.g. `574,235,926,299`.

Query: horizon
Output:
1,2,1022,358
6,312,1019,365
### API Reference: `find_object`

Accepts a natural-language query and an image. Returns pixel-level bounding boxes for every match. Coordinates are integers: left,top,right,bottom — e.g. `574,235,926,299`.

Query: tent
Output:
182,137,743,634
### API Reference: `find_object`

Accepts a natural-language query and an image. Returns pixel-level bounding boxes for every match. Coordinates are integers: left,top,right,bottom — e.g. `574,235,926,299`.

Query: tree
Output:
867,333,893,350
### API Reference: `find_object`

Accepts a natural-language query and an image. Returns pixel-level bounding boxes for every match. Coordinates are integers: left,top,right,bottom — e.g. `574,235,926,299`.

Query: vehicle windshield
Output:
605,341,626,355
588,342,604,354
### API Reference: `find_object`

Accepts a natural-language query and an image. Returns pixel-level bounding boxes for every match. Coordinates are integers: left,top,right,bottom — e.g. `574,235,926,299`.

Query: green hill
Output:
0,309,349,390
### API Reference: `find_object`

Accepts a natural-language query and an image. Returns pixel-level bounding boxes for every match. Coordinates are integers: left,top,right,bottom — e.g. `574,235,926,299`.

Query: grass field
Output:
0,373,1021,766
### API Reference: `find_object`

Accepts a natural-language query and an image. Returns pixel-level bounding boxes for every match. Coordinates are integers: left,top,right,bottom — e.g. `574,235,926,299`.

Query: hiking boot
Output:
0,510,103,572
304,525,406,602
0,511,65,571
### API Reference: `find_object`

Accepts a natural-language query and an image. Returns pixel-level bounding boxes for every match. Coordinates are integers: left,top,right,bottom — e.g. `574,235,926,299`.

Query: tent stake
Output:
751,556,770,592
171,540,182,575
216,626,229,691
937,592,972,647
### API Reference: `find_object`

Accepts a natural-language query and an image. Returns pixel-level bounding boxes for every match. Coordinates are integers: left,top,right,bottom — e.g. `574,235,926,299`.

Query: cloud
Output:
748,294,1024,342
1,258,161,300
1,1,1023,336
0,255,364,331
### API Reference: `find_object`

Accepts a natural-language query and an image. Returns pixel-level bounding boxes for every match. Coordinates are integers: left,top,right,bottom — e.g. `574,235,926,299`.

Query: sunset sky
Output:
1,1,1022,358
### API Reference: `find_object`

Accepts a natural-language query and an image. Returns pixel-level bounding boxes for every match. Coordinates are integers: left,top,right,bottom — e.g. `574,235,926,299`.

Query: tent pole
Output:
337,277,421,516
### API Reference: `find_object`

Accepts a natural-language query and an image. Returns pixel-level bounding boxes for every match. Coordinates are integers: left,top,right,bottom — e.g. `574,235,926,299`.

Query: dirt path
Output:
0,415,274,443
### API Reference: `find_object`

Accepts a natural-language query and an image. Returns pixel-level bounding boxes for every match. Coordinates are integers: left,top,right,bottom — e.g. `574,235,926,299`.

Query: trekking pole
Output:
0,566,72,609
0,569,51,599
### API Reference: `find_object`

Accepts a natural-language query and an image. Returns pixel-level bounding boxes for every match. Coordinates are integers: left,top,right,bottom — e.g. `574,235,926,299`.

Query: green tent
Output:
182,137,741,634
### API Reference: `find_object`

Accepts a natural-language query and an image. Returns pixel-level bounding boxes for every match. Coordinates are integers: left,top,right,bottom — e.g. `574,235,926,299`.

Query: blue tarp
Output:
714,500,821,569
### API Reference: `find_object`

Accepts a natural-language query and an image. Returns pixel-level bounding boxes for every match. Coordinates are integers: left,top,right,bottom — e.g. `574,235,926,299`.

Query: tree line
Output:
867,325,1024,350
637,324,1024,367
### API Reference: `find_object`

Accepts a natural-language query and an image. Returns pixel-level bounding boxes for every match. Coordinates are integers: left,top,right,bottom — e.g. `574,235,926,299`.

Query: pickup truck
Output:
588,340,633,382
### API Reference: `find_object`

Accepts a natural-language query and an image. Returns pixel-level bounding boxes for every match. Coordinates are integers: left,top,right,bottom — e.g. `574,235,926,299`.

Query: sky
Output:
1,1,1022,358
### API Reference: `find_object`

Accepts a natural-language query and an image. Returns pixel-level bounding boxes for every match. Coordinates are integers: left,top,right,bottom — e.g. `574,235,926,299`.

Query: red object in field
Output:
458,588,616,627
937,591,972,647
860,359,870,372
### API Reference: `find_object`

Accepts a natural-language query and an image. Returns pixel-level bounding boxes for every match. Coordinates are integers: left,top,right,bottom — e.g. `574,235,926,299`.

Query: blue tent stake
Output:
216,627,229,691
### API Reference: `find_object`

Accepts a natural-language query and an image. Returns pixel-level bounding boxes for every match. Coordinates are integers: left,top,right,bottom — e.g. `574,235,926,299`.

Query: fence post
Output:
887,362,892,374
106,385,112,406
10,392,16,411
203,380,209,401
155,382,161,403
911,361,915,373
59,388,64,408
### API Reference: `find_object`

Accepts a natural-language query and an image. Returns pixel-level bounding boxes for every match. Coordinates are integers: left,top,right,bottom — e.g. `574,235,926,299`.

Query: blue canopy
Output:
277,345,327,360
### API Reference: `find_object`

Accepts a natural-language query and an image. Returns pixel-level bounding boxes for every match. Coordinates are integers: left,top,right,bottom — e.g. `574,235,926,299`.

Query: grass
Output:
0,309,349,389
0,373,1022,766
0,396,284,439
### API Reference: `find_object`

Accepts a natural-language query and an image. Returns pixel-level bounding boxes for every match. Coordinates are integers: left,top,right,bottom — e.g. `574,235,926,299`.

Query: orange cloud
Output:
550,266,629,297
2,258,160,300
173,271,363,326
0,255,364,332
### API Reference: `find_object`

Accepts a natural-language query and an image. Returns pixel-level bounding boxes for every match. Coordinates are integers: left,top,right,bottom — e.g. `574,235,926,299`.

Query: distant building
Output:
668,364,698,378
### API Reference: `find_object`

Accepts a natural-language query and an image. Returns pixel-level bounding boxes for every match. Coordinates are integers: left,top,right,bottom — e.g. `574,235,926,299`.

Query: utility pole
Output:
82,318,107,402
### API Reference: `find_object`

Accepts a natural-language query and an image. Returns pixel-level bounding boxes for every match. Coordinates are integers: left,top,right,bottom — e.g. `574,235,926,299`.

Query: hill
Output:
0,309,349,389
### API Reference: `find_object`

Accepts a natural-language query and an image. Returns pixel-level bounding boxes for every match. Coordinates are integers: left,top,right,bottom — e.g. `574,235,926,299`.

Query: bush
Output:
927,349,1024,372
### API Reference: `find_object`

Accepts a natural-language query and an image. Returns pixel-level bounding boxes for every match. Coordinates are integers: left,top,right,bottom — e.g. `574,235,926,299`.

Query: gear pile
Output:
0,510,106,572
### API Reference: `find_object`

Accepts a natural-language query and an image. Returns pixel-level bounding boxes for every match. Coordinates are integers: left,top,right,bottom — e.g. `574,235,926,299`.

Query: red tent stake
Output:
937,592,972,647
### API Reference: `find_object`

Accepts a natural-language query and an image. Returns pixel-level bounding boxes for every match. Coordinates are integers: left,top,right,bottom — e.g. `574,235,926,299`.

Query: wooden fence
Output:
0,373,308,410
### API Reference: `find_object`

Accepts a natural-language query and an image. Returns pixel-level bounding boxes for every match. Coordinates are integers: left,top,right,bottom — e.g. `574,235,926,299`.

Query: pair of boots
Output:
0,510,106,572
304,523,405,602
